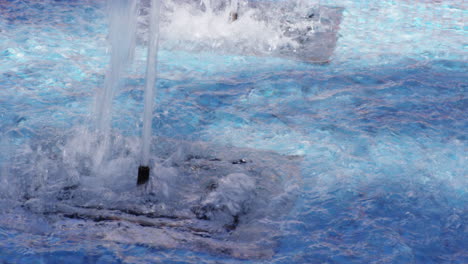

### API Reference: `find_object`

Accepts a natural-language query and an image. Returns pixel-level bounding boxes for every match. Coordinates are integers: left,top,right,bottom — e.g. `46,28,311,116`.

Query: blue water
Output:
1,0,467,263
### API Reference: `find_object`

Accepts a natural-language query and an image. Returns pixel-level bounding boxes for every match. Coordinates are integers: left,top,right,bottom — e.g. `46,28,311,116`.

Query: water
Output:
92,0,138,172
142,0,161,166
0,0,467,263
95,0,137,136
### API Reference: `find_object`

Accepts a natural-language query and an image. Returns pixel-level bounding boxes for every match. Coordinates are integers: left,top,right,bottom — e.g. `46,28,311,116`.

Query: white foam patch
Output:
162,5,292,53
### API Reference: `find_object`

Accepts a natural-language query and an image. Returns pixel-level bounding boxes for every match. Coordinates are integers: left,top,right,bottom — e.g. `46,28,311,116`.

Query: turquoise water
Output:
0,0,466,263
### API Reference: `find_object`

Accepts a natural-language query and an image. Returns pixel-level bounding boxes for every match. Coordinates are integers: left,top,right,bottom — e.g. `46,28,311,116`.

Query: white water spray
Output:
92,0,160,183
95,0,138,137
141,0,161,167
92,0,138,172
202,0,213,14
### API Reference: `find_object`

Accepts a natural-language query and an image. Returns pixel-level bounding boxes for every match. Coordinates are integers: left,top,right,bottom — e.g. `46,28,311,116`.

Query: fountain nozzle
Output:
137,165,150,185
229,12,238,22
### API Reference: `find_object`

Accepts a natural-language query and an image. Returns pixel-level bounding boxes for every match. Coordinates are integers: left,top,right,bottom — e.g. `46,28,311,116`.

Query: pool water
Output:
0,0,466,263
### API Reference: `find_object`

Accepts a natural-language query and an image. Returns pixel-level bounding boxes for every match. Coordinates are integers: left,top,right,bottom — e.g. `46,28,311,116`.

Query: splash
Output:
5,129,301,259
142,0,343,63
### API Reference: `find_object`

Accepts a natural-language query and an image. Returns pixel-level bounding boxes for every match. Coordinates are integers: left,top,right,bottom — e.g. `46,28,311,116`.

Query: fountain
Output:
138,0,161,185
1,0,466,262
97,0,343,186
95,0,137,135
92,0,160,185
93,0,138,173
0,0,353,259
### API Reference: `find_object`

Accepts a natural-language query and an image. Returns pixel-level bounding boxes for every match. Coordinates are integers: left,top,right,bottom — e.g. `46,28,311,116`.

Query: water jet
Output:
138,0,161,185
137,165,150,185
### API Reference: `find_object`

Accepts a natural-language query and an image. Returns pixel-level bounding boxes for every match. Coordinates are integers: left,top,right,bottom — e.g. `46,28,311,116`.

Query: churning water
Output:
0,0,466,263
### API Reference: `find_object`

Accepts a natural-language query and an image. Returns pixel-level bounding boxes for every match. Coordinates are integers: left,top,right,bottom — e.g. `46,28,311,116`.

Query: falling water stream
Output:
95,0,137,136
95,0,160,172
141,0,161,168
93,0,138,171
